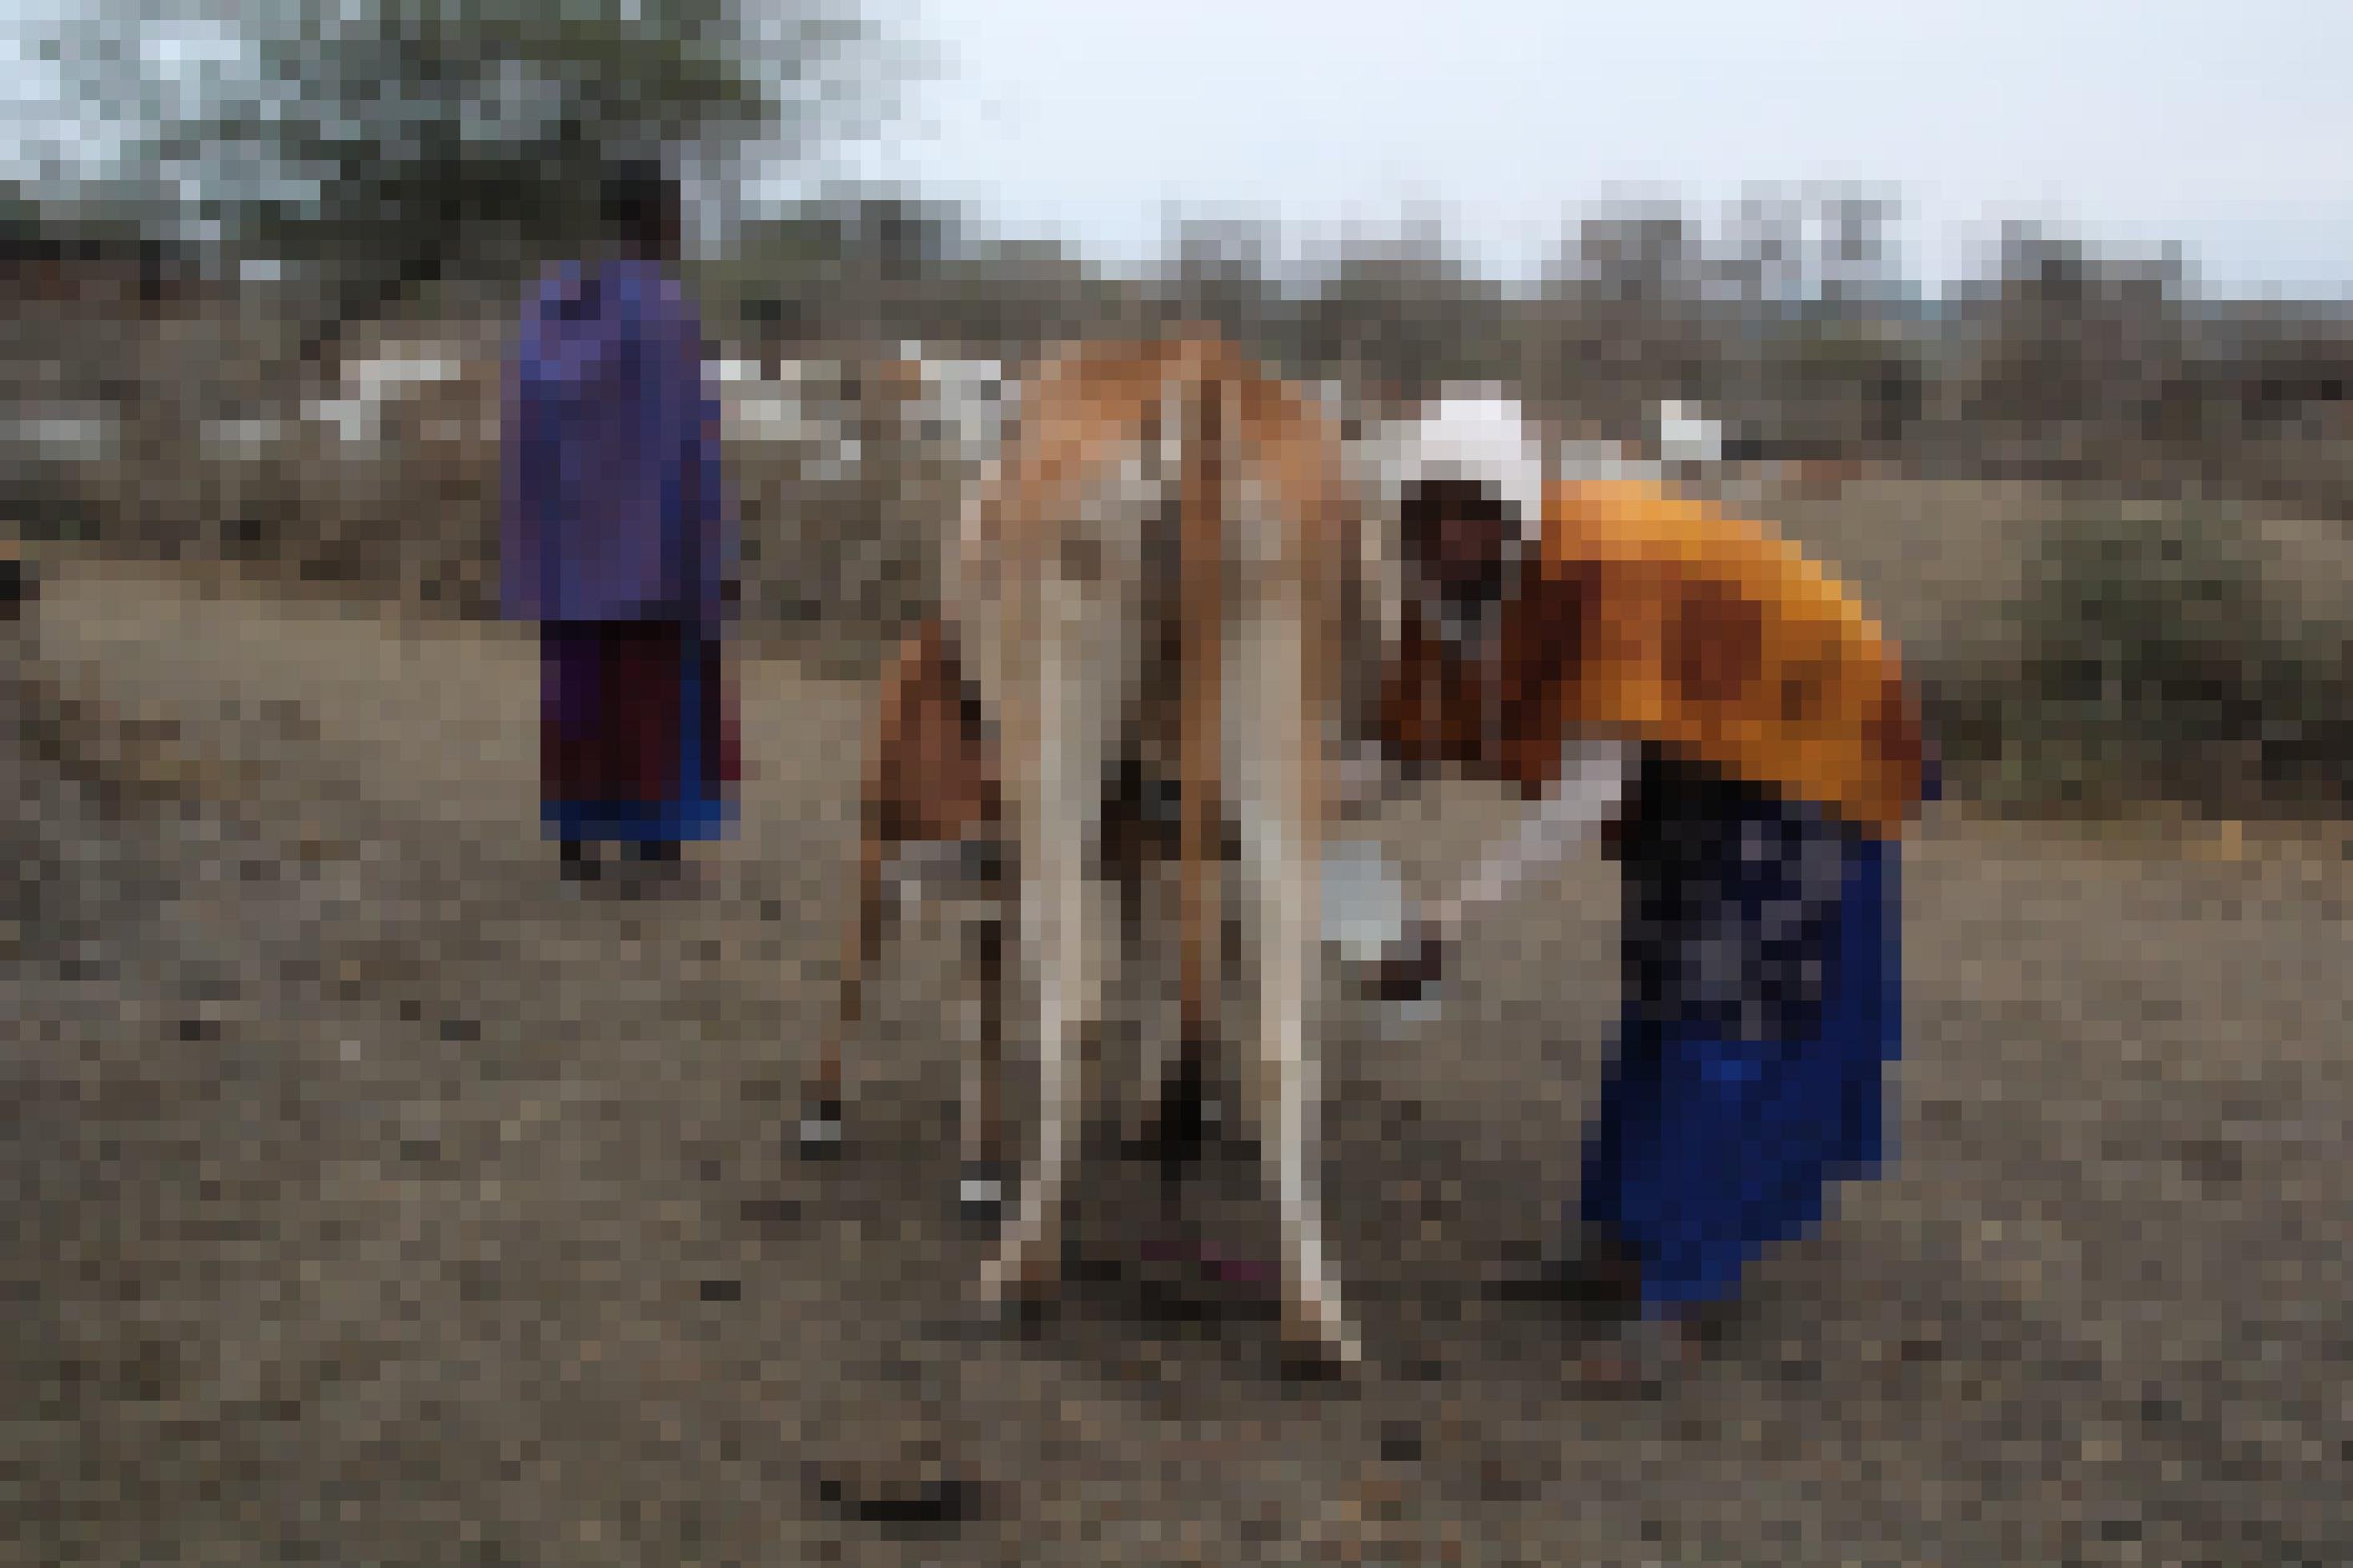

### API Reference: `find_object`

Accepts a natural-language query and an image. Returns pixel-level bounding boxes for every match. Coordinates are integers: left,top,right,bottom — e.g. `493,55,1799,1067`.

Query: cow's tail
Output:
1163,343,1227,1186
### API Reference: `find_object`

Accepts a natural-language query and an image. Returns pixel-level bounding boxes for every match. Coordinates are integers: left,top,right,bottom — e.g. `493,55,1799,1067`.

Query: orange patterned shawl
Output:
1377,478,1925,837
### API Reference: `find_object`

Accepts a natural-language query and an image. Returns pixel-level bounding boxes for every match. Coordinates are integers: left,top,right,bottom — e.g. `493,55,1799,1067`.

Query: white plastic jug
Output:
1319,837,1408,965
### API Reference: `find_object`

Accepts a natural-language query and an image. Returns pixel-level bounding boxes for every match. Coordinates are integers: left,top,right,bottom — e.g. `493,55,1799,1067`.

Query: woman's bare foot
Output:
1493,1222,1641,1313
1572,1313,1708,1398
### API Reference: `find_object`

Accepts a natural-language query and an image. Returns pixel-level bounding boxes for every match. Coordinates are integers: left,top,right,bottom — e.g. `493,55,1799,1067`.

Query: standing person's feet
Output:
621,839,709,900
559,839,598,884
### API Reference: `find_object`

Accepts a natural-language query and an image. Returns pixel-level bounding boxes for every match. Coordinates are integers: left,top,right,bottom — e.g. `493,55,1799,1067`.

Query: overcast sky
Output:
857,0,2353,295
6,0,2349,295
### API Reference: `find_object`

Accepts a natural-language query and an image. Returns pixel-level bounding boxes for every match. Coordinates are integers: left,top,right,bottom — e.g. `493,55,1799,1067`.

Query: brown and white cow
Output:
805,332,1383,1373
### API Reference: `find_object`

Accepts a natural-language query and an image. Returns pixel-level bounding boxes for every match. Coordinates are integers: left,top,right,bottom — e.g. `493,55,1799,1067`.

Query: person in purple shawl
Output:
503,162,740,884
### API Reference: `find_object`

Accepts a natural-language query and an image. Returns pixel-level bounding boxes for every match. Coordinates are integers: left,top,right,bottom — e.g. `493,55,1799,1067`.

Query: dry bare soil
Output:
5,554,2348,1566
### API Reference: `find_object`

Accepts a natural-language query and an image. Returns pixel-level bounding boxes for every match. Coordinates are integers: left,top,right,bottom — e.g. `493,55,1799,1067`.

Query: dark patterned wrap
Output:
1618,752,1861,1043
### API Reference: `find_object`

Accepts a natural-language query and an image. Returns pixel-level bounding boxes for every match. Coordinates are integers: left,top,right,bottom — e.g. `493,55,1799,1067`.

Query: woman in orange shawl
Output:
1364,399,1933,1393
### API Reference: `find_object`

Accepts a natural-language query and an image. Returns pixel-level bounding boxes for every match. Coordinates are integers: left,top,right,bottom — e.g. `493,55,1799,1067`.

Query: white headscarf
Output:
1372,391,1549,549
1365,391,1549,650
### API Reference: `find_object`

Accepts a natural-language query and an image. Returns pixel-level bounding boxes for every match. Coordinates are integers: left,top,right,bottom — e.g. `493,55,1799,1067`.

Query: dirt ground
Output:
5,553,2348,1566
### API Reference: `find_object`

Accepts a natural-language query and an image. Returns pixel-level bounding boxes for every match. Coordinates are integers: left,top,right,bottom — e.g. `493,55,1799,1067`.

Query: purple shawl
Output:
501,259,732,628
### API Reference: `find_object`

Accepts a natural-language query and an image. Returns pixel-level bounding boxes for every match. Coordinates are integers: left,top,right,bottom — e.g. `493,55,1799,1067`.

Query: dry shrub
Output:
1961,505,2350,816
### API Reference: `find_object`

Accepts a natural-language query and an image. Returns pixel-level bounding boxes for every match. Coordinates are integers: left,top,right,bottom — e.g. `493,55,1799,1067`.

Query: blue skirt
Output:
1578,802,1899,1314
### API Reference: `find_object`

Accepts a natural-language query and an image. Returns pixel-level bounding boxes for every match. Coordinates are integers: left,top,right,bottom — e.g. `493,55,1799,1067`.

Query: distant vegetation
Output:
12,0,2351,511
7,2,2352,815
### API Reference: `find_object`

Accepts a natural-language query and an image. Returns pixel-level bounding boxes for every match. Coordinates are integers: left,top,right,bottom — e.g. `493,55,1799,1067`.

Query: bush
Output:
1990,506,2349,815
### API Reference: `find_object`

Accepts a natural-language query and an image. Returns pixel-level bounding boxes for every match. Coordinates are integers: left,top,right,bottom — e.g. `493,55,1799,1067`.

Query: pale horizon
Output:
6,0,2351,296
861,0,2353,296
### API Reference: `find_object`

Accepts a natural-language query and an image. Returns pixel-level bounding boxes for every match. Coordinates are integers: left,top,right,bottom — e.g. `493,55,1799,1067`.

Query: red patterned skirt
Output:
539,620,741,842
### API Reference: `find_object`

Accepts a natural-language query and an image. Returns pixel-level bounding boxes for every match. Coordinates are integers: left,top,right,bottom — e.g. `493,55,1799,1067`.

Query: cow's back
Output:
946,335,1362,767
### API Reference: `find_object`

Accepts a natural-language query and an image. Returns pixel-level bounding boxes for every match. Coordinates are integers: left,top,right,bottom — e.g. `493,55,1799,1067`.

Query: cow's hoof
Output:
1278,1308,1364,1384
1277,1336,1364,1386
978,1247,1061,1312
972,1274,1058,1340
957,1161,1010,1223
796,1101,843,1161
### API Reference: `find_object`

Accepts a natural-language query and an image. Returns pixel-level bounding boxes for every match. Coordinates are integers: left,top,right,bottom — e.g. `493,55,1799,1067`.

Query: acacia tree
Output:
43,0,910,359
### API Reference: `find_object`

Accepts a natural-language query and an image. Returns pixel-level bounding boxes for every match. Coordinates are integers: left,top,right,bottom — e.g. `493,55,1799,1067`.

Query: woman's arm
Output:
1429,737,1633,940
1360,737,1633,1005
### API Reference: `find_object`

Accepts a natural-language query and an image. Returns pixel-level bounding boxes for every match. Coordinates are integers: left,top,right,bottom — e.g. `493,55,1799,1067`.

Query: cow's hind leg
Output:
1226,600,1360,1373
978,569,1133,1310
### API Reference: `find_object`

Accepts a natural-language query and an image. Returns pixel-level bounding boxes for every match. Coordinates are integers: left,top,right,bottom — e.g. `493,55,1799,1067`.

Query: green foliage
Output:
2002,507,2347,813
41,0,904,351
1293,232,1511,399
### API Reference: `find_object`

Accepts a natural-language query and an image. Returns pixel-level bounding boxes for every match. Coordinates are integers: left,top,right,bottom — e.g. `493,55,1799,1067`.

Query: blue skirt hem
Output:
542,799,737,843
